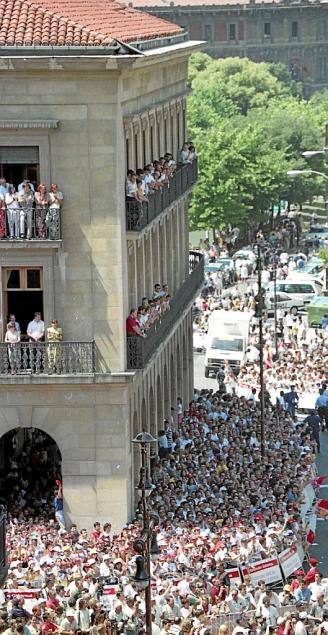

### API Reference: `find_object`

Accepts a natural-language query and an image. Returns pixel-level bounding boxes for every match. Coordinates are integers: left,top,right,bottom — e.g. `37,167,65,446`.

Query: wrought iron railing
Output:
126,251,204,369
0,206,61,241
126,159,198,232
0,341,95,375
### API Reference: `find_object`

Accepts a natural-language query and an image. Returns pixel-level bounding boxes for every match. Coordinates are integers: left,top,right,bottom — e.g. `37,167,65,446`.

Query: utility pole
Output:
256,243,265,457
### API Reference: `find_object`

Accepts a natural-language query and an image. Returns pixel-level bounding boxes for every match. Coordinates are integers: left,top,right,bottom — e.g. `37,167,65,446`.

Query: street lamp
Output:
287,169,328,180
131,430,158,635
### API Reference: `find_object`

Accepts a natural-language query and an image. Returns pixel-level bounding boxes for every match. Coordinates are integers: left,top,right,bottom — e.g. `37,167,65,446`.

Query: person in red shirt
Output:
91,521,101,544
46,590,59,611
126,309,145,337
40,611,58,635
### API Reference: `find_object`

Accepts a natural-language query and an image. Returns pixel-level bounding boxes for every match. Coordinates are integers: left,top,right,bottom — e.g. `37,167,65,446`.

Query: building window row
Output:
124,100,186,173
201,20,300,42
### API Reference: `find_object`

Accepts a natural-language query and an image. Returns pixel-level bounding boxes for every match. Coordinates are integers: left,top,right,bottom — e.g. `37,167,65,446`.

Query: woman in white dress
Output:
46,183,63,239
5,324,20,373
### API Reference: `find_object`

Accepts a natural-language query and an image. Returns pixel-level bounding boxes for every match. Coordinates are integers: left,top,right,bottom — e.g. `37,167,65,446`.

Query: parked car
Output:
265,278,321,305
303,225,328,247
265,291,305,317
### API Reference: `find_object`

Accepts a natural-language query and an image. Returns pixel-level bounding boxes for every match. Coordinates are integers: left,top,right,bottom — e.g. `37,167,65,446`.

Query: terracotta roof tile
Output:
0,0,183,46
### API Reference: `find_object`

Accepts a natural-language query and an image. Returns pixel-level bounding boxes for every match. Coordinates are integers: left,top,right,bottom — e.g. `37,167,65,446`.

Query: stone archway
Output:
0,426,62,518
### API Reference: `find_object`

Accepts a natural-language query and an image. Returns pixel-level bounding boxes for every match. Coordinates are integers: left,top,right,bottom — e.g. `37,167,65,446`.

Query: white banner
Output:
5,588,41,612
227,567,242,587
278,545,303,579
101,584,119,608
242,557,282,585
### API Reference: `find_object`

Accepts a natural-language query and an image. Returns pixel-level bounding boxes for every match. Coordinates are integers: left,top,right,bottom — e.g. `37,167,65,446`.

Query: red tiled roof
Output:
0,0,183,46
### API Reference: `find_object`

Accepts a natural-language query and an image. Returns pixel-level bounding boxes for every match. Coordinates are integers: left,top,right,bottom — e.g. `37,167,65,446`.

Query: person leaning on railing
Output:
126,309,146,338
5,323,21,374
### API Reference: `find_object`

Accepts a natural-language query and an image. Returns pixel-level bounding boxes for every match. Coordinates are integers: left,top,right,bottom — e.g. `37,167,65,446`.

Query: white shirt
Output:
27,319,45,340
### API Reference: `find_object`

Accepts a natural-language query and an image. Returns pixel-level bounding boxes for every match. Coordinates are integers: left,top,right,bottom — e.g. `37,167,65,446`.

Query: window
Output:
318,19,327,39
204,24,213,41
0,146,40,191
264,22,271,37
291,21,298,38
228,23,236,40
2,267,44,336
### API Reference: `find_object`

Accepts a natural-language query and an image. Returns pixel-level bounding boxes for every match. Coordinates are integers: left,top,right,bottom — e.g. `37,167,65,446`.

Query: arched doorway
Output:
0,427,61,519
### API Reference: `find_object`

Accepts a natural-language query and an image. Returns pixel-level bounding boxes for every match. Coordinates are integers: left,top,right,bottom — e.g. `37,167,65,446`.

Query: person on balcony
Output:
18,179,35,192
5,185,20,239
47,184,63,240
7,314,21,333
135,178,148,203
5,323,21,374
126,171,137,200
47,319,63,372
126,309,146,338
0,195,6,239
18,182,34,239
35,184,49,240
27,312,45,342
0,177,9,197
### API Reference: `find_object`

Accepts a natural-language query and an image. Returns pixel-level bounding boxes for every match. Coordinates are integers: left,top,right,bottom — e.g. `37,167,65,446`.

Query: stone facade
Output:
135,0,328,95
0,43,200,530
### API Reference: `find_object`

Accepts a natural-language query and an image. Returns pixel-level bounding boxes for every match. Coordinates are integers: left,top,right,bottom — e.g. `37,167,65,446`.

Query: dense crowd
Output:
2,217,328,635
126,284,171,338
125,145,196,204
0,178,63,240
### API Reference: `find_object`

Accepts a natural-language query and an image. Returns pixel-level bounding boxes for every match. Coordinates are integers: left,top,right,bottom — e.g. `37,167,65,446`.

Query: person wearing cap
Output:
294,612,309,635
60,609,78,634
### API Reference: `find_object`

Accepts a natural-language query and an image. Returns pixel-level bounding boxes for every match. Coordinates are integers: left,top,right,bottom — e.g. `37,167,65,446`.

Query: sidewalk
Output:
309,430,328,575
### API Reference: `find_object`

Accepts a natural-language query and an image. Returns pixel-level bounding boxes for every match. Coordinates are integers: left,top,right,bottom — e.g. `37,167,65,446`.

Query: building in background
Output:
131,0,328,95
0,0,203,530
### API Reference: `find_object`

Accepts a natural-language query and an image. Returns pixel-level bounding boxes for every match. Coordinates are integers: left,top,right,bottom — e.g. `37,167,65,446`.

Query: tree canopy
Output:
188,54,328,231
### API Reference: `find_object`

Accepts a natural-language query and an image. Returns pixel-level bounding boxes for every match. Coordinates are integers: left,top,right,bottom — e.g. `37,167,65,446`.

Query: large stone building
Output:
0,0,203,530
131,0,328,95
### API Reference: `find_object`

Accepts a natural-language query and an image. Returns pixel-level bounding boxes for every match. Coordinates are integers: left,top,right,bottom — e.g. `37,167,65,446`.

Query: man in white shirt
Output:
27,312,45,341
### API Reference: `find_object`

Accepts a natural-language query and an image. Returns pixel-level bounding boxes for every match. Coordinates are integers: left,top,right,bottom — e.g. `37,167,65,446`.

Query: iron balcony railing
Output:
126,159,198,232
127,251,204,369
0,206,61,241
0,341,95,375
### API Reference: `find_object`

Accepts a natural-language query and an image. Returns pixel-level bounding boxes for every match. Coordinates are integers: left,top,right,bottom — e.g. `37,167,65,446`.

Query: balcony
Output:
126,251,204,369
0,341,94,376
0,207,61,245
126,159,198,232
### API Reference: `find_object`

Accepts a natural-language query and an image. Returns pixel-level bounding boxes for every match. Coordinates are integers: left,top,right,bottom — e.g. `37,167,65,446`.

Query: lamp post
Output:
271,250,279,361
256,244,265,457
131,431,158,635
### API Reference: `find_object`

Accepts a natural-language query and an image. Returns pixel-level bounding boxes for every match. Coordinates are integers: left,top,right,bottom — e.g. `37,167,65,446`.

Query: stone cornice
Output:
0,119,59,129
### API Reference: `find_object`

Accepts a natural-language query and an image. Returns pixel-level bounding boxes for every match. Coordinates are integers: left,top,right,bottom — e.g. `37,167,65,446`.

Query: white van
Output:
266,279,320,306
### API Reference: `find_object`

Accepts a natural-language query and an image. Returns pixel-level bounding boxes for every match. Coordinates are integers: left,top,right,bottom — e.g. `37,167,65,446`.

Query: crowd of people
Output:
125,145,196,204
0,178,63,240
0,380,326,635
126,284,171,338
1,215,328,634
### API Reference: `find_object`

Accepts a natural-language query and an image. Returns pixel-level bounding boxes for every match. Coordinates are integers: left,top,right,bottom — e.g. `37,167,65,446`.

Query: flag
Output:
316,499,328,518
306,528,315,544
312,475,328,489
